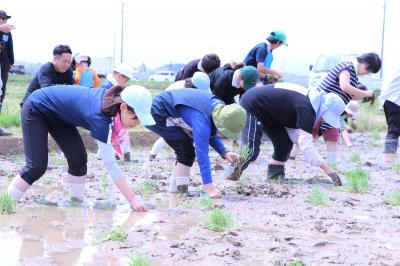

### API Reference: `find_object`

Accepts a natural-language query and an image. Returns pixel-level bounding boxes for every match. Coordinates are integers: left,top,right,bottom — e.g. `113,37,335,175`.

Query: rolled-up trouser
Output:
384,100,400,141
20,104,87,185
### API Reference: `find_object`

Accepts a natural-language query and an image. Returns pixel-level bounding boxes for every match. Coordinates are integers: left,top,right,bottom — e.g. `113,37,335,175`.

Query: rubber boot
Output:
267,164,285,180
124,152,132,162
384,138,398,154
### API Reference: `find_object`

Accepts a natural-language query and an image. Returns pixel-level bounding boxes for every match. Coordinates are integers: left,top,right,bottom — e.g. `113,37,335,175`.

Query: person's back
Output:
209,64,243,104
175,53,220,81
74,53,100,88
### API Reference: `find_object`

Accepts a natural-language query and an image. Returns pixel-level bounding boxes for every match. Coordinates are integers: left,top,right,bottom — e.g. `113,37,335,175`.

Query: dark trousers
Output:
384,100,400,140
241,112,293,171
0,64,9,113
20,104,88,185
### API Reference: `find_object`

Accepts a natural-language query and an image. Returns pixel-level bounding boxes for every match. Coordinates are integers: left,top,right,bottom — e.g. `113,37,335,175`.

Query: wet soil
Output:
1,133,400,265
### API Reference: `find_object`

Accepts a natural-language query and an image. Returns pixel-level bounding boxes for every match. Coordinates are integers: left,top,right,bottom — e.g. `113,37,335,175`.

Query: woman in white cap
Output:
73,53,100,88
239,82,345,185
149,72,212,159
7,84,155,211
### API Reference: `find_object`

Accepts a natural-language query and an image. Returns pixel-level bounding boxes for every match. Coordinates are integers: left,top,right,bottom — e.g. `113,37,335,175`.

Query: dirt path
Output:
1,133,400,265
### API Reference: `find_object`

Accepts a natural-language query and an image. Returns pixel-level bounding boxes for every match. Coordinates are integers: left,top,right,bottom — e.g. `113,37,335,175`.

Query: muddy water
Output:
1,133,400,265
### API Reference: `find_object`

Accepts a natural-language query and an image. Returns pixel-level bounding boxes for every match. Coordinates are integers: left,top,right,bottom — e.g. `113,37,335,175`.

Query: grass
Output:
103,227,128,242
344,168,370,193
357,101,386,132
184,195,214,210
350,153,361,163
383,190,400,206
204,209,234,232
371,130,381,140
0,114,20,128
392,163,400,174
0,193,17,214
128,252,151,266
137,180,157,195
305,187,329,206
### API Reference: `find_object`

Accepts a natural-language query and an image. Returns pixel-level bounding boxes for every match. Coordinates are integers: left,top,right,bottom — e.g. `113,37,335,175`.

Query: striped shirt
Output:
318,61,359,130
318,61,359,105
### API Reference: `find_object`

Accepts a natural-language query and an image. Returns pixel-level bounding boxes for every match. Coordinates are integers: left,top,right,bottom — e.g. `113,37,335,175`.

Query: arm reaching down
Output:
97,140,146,211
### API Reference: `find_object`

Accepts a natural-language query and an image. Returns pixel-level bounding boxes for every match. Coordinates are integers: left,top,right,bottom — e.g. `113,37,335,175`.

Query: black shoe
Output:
267,164,285,180
0,128,12,136
384,138,398,154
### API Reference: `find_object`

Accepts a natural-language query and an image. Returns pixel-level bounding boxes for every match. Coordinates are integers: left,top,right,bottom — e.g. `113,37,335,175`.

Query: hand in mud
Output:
129,196,147,212
224,152,239,163
204,183,221,199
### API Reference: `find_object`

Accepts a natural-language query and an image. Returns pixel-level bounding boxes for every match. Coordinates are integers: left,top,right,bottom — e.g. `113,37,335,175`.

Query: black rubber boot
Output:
267,164,285,180
383,138,398,154
124,152,132,162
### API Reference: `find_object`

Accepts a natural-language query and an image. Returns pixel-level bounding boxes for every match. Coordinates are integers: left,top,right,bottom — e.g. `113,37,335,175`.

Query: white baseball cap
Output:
191,72,211,92
74,53,89,64
114,63,134,79
120,85,155,126
321,93,346,128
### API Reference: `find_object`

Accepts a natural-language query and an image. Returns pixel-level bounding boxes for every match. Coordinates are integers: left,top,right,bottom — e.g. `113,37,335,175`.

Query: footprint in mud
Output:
224,183,291,198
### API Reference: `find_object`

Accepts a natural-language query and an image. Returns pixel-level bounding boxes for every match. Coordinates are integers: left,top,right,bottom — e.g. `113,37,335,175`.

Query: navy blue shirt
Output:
243,42,269,67
25,85,112,143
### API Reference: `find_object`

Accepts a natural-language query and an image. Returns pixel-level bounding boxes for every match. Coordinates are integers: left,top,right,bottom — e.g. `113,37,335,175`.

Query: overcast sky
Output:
3,0,399,75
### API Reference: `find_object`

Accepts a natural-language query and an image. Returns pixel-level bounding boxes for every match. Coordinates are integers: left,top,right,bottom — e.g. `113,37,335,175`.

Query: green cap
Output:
269,30,287,46
212,104,247,140
241,66,259,91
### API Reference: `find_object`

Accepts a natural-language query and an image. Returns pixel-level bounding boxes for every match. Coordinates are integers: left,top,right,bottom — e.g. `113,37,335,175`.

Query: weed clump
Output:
0,193,16,214
350,153,361,163
184,195,214,210
204,209,234,232
371,130,381,140
128,252,151,266
383,190,400,206
344,168,370,193
104,227,128,242
305,187,329,206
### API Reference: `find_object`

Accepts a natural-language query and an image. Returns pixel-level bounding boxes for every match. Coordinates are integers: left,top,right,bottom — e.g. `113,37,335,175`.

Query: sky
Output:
2,0,399,75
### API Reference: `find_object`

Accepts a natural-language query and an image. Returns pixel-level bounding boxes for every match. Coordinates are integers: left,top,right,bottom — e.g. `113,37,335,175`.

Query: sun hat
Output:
345,100,360,118
114,63,134,79
241,66,259,91
321,93,346,128
212,104,247,140
120,85,155,126
269,30,288,46
191,72,211,92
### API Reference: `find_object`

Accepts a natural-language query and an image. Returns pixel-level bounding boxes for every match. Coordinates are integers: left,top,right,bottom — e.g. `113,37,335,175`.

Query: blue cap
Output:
191,72,211,92
120,85,155,126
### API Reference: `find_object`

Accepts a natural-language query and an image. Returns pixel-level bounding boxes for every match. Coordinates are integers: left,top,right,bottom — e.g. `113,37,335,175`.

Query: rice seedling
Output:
383,190,400,206
344,168,370,193
104,227,128,242
328,162,339,171
204,209,234,232
0,193,16,214
100,175,109,198
350,153,361,163
371,130,381,140
137,180,157,195
305,187,329,206
128,252,151,266
392,163,400,174
183,195,214,210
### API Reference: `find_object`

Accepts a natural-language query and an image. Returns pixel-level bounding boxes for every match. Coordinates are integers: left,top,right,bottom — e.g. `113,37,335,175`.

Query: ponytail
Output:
101,85,125,117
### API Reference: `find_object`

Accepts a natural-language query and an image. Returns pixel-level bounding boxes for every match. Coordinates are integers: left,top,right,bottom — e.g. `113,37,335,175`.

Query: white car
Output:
148,71,176,82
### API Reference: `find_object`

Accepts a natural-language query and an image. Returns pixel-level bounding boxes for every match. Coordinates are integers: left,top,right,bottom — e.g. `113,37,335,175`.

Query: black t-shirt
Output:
240,85,316,133
175,59,200,81
21,62,74,105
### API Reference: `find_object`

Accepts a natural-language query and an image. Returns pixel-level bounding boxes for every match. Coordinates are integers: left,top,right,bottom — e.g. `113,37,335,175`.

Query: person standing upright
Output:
243,30,287,80
21,44,74,106
0,10,14,136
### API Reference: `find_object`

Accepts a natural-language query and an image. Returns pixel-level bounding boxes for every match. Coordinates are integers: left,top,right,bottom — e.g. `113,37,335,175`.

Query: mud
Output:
1,133,400,265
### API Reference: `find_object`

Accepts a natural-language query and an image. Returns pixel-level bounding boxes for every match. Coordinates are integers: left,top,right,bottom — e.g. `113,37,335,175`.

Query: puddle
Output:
0,196,195,266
